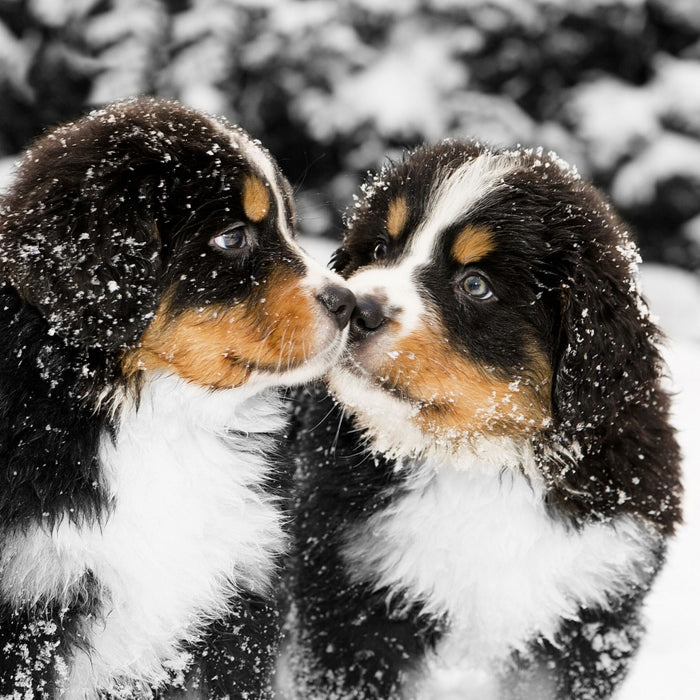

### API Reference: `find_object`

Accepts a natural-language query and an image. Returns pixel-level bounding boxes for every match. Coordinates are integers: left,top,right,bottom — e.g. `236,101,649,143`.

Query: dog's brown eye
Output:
463,274,494,300
211,224,249,252
373,242,388,260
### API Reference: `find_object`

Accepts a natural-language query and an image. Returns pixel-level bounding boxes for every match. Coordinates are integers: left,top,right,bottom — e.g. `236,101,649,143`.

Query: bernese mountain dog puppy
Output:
289,141,682,699
0,97,355,698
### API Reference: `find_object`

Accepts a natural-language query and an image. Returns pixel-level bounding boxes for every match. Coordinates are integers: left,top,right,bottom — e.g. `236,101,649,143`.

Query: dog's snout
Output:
350,297,386,340
317,285,356,330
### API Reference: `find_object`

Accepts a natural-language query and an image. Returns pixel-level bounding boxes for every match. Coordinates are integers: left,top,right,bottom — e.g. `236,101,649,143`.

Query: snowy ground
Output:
618,263,700,699
302,236,700,699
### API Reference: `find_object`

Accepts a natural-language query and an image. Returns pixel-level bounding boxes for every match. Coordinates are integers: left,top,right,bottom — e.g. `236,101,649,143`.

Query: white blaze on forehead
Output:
405,152,516,268
344,153,516,337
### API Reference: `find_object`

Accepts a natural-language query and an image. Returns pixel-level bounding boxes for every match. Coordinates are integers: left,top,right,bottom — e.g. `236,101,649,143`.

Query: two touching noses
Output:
317,284,386,339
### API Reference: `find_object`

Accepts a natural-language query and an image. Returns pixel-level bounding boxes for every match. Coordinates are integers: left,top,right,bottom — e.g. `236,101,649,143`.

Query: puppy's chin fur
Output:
247,328,348,394
327,365,533,465
327,365,424,458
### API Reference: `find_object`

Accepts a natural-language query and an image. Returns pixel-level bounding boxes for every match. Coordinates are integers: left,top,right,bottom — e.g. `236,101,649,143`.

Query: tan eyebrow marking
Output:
386,196,409,239
242,174,271,223
451,225,495,265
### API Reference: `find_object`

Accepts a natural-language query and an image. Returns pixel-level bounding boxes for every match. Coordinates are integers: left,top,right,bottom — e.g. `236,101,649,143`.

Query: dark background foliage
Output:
1,0,699,271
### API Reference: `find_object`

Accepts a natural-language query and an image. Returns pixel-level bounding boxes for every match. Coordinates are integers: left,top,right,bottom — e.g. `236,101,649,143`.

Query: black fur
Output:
288,387,443,699
0,286,110,528
289,141,682,699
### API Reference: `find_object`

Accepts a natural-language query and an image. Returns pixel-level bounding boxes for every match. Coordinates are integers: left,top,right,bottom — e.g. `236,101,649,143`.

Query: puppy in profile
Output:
290,141,682,699
0,97,354,698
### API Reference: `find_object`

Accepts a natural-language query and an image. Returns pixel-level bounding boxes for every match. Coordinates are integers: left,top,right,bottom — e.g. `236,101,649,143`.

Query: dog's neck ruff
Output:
341,448,661,692
1,372,288,695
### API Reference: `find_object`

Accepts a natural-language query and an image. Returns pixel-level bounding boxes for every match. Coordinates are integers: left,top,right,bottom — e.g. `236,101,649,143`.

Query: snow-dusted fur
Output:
5,375,288,695
289,141,682,699
343,456,658,660
0,98,354,698
343,456,660,699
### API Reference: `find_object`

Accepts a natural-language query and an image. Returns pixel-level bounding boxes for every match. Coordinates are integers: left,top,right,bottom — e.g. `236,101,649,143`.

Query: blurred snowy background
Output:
0,0,698,696
1,0,700,271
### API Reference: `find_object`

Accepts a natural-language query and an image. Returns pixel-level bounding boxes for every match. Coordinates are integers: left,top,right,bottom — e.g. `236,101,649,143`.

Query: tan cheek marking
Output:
451,225,495,265
386,196,409,239
373,321,551,441
122,273,324,389
242,174,271,223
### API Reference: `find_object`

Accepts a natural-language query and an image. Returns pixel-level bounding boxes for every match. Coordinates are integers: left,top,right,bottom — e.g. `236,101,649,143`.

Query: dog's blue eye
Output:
373,242,388,260
463,274,494,300
211,224,248,251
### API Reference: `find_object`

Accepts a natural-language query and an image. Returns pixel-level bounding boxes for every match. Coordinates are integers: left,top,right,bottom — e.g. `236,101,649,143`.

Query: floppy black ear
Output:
543,227,682,533
552,251,658,442
0,129,168,529
0,133,163,354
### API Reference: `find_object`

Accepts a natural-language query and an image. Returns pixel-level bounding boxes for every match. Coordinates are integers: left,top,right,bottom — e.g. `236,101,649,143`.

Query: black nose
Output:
317,285,356,329
350,296,386,340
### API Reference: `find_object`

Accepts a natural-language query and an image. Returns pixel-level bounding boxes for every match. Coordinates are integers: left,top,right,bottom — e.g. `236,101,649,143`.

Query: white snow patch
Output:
0,156,18,194
295,19,467,142
618,264,700,700
612,132,700,208
568,77,660,172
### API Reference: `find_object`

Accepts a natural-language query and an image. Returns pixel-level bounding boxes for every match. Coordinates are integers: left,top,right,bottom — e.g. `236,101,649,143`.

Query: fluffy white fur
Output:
341,444,660,694
327,365,426,458
2,373,291,696
326,257,434,459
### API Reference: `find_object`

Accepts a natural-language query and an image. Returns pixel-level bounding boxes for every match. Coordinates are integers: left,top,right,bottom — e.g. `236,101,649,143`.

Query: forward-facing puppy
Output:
290,141,682,699
0,97,354,698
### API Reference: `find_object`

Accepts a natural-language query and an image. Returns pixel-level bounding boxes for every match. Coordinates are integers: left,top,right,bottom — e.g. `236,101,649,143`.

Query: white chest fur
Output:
2,374,288,695
341,453,659,694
